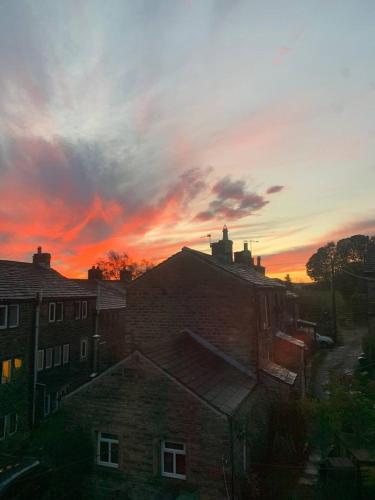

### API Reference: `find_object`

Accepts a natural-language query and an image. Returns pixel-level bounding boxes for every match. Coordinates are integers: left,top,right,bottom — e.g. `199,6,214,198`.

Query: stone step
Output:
304,463,319,476
299,476,318,486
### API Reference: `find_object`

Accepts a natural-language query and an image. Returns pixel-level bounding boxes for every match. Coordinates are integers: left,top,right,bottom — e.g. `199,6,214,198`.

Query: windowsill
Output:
97,461,119,469
162,472,186,480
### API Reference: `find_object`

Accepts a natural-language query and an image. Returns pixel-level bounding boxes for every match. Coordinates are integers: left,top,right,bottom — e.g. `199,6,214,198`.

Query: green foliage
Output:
303,374,375,454
298,287,345,324
362,334,375,364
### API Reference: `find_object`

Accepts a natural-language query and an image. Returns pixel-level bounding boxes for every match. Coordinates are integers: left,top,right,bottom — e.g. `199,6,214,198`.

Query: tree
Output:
96,250,154,280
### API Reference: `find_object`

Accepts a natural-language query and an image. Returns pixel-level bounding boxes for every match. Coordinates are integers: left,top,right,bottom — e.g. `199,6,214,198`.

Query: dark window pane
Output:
163,452,174,473
101,432,117,440
9,413,17,434
165,442,184,450
176,454,186,476
8,305,19,327
111,442,119,464
100,441,109,462
0,307,6,327
56,303,63,321
0,417,5,438
74,302,81,319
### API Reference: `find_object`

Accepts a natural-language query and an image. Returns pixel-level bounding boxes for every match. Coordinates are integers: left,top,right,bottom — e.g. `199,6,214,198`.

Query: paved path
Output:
313,327,366,400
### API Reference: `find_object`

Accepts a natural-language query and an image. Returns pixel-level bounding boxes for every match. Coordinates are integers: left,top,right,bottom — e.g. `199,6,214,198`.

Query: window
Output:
0,416,5,440
63,344,69,364
56,302,64,321
45,348,53,369
74,301,81,320
8,414,17,435
54,345,62,367
82,301,88,319
0,305,7,329
49,302,56,322
1,360,12,384
13,358,22,370
80,338,88,360
44,393,51,417
8,305,19,328
97,432,119,468
161,441,186,479
37,349,44,371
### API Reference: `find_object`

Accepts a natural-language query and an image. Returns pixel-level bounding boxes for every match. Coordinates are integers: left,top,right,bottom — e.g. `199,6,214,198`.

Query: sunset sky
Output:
1,1,375,281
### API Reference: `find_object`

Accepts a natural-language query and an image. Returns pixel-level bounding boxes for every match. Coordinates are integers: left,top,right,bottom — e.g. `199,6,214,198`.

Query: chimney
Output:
234,241,254,266
32,246,51,269
255,256,266,275
120,268,133,283
210,225,233,264
88,265,103,280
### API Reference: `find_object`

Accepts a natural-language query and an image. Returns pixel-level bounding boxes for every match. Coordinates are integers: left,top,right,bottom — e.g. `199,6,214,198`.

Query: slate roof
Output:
0,260,96,300
72,279,126,310
142,332,256,415
276,330,306,349
261,360,297,385
182,247,284,288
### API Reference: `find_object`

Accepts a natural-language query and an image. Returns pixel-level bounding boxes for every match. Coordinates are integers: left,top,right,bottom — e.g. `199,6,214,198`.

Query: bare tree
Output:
96,250,154,280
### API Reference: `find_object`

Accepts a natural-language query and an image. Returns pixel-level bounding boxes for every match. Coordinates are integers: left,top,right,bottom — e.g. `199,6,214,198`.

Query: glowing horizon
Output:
1,1,374,282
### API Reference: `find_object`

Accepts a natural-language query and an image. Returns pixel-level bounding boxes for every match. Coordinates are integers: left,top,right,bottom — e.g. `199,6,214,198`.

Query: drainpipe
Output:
91,284,101,377
230,417,235,500
32,291,42,426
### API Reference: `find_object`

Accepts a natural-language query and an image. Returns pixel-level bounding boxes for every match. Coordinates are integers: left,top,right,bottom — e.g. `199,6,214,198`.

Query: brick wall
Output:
64,354,232,499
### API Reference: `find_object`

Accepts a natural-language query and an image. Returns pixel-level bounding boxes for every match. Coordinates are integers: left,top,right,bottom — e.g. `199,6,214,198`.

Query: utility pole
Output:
330,253,338,342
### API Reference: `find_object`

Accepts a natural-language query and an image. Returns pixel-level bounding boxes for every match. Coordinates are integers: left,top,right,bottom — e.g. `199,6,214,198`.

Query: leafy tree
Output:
96,250,154,279
306,235,374,301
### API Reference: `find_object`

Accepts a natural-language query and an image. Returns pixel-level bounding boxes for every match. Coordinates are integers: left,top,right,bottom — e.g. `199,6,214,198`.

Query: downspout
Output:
230,416,235,500
91,284,101,377
32,291,42,426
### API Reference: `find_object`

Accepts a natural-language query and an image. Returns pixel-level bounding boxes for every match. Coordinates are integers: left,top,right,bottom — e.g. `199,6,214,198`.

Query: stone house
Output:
0,247,98,433
64,330,269,500
125,227,305,397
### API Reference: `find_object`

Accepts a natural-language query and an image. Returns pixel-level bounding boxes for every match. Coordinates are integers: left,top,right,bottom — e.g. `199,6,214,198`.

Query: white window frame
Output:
97,432,119,468
82,301,88,319
8,305,19,328
161,441,186,480
1,359,12,384
56,302,64,321
49,302,56,323
45,348,53,369
74,301,81,320
54,345,62,367
37,349,44,371
80,338,88,360
0,305,8,329
62,344,70,364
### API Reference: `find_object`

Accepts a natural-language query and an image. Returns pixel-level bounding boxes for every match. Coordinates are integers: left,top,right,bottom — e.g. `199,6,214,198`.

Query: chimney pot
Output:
88,266,103,280
244,242,248,251
33,248,51,269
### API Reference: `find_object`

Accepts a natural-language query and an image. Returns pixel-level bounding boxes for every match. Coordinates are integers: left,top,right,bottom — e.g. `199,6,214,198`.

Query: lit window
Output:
8,305,19,328
49,303,56,323
161,441,186,479
13,358,22,370
8,414,17,435
37,350,44,371
1,360,12,384
80,338,88,360
0,306,7,329
45,348,53,369
56,303,64,321
74,301,81,320
0,416,5,440
82,301,88,319
44,393,51,417
97,432,119,468
54,345,62,367
63,344,70,364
